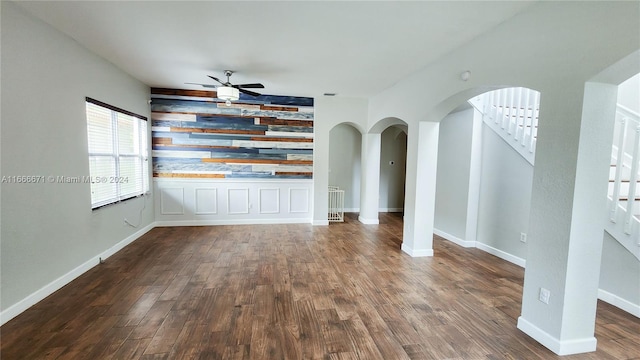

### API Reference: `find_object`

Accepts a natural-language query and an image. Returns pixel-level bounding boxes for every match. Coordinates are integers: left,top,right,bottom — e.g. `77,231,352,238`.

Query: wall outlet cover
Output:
520,232,527,243
539,287,550,304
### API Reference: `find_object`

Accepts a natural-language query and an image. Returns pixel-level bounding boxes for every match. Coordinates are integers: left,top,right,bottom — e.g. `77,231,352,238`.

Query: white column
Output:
359,133,381,224
402,121,439,257
465,109,483,242
312,129,329,225
517,82,618,355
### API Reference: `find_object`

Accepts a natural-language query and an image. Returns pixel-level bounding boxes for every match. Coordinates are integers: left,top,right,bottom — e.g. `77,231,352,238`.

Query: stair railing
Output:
479,87,540,165
609,105,640,234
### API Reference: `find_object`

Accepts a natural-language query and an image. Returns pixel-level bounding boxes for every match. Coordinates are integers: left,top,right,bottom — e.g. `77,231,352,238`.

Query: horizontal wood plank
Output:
202,158,312,165
151,88,216,98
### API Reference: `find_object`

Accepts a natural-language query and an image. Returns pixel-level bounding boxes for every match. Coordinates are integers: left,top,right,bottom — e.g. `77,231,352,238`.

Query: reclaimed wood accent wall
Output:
151,88,314,179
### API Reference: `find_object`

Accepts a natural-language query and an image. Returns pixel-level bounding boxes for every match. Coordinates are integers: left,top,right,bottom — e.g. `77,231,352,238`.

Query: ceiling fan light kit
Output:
216,86,239,106
204,70,265,106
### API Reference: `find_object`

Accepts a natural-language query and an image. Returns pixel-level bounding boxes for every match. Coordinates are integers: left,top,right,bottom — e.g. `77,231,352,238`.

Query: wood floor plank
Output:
249,314,285,360
143,309,190,355
1,213,639,359
129,300,175,340
294,299,325,359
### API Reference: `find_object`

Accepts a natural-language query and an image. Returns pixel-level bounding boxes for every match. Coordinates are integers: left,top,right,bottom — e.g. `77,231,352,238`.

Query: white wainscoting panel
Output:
289,188,310,213
259,188,280,214
154,178,312,225
195,188,217,215
160,187,185,215
228,188,250,215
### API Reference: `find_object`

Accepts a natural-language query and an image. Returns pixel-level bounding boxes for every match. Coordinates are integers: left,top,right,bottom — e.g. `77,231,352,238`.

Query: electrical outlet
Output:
520,232,527,243
539,288,550,304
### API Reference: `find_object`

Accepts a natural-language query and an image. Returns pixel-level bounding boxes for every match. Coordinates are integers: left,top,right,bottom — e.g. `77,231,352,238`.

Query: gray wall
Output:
379,127,407,211
435,109,474,240
599,232,640,306
328,124,361,210
476,123,532,259
1,2,153,312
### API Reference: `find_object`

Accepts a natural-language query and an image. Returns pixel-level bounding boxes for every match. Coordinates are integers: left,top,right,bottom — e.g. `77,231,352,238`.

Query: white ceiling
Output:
14,1,536,98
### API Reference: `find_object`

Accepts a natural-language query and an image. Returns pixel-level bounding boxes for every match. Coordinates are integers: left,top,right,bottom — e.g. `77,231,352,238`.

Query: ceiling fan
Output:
185,70,264,105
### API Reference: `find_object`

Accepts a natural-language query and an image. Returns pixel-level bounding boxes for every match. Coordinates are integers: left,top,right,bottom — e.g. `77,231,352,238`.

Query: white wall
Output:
476,124,532,260
1,2,154,321
379,127,407,211
329,124,361,210
313,97,368,224
154,179,313,225
435,109,474,240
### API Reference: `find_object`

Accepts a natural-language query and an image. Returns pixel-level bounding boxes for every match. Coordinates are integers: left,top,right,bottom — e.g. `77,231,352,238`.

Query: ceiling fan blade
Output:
237,88,262,97
235,83,265,89
207,75,226,85
185,82,218,88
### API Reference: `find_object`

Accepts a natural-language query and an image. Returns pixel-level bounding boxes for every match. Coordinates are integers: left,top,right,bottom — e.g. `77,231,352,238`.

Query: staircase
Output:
470,88,640,261
469,87,539,165
606,104,640,260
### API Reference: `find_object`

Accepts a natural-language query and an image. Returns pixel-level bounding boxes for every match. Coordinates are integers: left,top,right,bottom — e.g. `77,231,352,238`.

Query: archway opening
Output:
329,123,362,219
379,126,407,215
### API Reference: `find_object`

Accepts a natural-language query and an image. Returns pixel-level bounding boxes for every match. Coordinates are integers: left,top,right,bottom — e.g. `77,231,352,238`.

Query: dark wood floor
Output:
1,213,639,359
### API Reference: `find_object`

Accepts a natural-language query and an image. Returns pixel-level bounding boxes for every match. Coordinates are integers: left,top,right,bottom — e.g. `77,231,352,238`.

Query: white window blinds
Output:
86,98,149,209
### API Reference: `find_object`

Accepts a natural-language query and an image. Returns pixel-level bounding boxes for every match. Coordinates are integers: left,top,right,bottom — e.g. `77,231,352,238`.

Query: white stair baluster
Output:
519,88,530,143
520,89,535,147
529,91,539,153
624,125,640,234
496,89,500,124
610,117,627,221
513,88,523,141
489,91,497,122
506,88,518,135
501,89,509,129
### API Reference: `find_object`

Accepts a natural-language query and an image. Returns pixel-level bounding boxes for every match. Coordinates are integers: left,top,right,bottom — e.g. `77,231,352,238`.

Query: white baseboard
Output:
475,242,526,268
0,222,156,326
338,208,403,213
433,228,476,248
313,220,330,226
517,316,597,355
401,244,434,257
155,218,312,227
433,228,525,267
358,216,379,225
379,207,403,213
598,289,640,318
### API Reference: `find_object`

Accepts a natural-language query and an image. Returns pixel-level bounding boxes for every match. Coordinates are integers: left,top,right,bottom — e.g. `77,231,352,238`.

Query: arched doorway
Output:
379,126,407,214
328,123,363,218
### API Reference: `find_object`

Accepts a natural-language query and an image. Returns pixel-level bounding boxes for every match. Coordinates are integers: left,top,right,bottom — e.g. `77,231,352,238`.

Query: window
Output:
86,98,148,209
